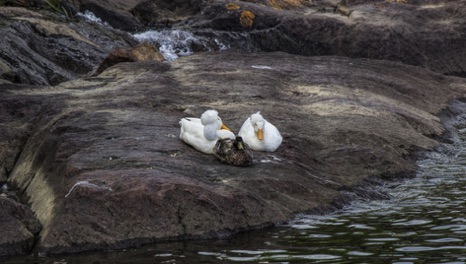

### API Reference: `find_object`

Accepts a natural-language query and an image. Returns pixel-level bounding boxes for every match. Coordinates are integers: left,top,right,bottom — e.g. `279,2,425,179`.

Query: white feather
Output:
238,112,282,152
180,110,235,154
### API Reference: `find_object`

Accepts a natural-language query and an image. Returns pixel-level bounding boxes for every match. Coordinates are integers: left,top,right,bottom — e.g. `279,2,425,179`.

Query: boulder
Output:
2,51,465,255
0,196,42,257
93,42,164,75
0,7,137,85
71,0,143,31
131,0,205,28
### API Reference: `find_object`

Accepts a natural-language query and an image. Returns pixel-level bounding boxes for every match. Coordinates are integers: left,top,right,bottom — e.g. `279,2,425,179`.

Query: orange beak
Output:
257,128,263,140
220,123,231,131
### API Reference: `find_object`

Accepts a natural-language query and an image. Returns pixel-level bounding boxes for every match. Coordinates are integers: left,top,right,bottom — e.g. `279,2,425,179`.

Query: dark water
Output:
4,113,466,264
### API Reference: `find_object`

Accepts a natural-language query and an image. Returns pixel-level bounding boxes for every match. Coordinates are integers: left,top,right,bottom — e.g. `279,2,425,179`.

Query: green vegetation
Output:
0,0,30,7
0,0,74,20
43,0,74,19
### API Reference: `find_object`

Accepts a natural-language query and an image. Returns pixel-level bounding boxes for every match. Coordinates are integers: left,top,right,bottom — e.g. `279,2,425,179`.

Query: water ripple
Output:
392,219,433,226
347,251,374,256
366,237,400,242
395,246,466,252
431,224,466,231
425,237,464,243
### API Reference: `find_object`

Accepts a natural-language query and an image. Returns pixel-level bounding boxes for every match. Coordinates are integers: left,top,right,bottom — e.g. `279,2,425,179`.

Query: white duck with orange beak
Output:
180,109,235,154
238,112,282,152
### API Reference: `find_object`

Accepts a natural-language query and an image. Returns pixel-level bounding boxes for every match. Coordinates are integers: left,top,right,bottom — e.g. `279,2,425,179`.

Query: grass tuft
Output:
43,0,74,19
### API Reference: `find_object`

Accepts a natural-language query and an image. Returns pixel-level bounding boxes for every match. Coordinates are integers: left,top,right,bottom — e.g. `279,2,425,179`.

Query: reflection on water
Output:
3,113,466,263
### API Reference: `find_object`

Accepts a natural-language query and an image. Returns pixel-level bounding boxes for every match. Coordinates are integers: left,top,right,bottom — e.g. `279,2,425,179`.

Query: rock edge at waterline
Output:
1,51,465,255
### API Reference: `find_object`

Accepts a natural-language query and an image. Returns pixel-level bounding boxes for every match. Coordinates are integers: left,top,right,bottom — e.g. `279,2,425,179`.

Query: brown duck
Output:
214,136,253,166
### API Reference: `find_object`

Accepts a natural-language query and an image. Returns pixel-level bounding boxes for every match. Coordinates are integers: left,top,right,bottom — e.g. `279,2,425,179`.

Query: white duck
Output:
238,111,282,152
179,109,235,154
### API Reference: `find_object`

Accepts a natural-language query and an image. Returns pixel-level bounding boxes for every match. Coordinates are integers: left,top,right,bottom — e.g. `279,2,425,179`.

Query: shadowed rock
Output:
0,196,42,256
163,0,466,77
73,0,143,31
0,6,137,85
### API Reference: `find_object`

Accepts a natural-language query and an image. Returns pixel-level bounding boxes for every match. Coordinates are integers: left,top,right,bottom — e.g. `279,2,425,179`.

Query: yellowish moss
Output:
267,0,281,10
285,0,303,6
225,3,241,10
385,0,407,3
267,0,304,10
240,10,255,28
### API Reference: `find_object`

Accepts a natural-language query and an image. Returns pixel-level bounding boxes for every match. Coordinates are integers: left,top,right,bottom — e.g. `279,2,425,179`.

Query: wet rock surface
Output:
0,0,466,258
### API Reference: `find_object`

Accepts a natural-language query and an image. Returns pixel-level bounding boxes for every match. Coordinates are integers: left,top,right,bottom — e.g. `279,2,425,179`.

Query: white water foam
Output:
133,30,230,61
76,10,112,28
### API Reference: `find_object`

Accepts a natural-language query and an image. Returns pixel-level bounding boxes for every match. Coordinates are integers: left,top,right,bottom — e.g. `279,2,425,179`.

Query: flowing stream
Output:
4,110,466,263
132,29,253,61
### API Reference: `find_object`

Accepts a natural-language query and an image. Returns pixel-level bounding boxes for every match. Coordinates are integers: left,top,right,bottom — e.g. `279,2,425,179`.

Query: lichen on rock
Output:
239,10,255,28
225,3,241,10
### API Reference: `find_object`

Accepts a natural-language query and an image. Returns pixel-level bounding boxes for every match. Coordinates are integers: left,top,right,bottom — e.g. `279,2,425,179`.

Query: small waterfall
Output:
132,29,257,61
76,10,113,28
132,30,232,61
76,10,255,61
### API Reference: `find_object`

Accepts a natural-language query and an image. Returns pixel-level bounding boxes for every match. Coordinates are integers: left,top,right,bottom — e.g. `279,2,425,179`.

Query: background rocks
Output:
182,0,466,77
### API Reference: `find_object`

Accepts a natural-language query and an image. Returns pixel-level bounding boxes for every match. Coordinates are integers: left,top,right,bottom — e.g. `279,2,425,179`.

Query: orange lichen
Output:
267,0,304,10
225,3,241,10
239,10,255,28
267,0,282,10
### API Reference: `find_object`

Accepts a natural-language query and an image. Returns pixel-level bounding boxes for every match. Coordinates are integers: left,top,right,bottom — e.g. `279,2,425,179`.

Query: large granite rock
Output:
1,51,465,255
1,0,466,258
